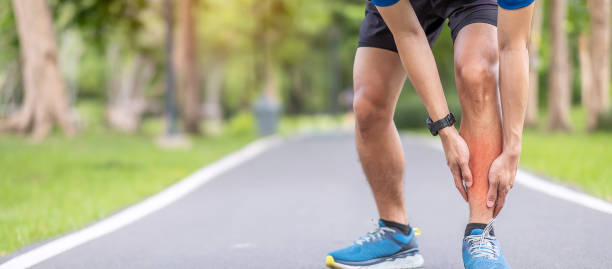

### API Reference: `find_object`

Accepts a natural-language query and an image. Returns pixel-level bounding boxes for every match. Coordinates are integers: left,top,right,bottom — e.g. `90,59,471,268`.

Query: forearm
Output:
499,48,528,156
395,34,450,121
497,5,534,156
376,2,450,121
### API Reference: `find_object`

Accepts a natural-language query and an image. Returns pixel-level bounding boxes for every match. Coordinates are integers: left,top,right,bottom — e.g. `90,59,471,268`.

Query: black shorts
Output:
358,0,498,51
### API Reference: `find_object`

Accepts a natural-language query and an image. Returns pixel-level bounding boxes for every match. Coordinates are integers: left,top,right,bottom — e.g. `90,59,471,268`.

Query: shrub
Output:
225,111,256,136
394,97,462,130
596,109,612,131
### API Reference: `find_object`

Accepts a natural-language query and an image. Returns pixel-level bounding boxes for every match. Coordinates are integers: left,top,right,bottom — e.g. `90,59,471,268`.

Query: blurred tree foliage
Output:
0,0,609,130
0,1,18,68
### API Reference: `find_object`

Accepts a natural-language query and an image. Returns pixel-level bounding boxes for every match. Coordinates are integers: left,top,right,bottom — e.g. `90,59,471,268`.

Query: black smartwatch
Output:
426,113,456,136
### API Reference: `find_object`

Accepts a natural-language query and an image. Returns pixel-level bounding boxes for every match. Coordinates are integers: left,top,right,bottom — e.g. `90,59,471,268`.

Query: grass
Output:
520,107,612,201
0,102,256,257
521,131,612,200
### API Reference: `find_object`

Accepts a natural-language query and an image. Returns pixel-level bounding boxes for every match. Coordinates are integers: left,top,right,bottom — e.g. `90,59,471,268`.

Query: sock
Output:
380,219,412,235
465,223,495,237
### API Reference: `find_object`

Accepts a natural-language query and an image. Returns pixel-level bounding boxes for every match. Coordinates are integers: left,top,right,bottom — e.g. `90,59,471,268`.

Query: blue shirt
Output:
372,0,534,10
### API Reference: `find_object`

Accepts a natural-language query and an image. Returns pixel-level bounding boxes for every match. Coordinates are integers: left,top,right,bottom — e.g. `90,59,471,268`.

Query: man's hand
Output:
439,127,472,202
487,152,520,217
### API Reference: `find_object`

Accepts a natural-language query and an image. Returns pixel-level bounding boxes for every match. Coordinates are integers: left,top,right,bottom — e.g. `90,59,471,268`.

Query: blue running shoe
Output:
462,220,510,269
326,220,424,269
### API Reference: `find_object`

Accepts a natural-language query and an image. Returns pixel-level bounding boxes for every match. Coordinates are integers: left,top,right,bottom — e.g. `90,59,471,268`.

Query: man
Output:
326,0,534,268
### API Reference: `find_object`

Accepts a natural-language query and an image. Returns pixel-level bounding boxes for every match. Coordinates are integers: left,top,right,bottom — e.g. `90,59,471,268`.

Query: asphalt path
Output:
4,133,612,268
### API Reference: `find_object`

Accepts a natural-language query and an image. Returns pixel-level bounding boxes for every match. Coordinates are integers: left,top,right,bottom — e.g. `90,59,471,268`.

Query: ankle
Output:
465,223,495,237
380,218,412,235
468,211,492,224
378,211,407,225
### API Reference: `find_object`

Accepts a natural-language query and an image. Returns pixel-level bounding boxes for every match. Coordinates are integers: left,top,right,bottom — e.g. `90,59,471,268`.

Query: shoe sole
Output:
325,254,424,269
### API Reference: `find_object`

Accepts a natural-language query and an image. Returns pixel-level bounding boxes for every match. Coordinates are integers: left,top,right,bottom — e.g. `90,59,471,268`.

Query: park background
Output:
0,0,611,258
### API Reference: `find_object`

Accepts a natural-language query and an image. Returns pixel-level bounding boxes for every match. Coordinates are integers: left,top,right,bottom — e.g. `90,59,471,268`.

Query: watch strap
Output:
427,113,456,136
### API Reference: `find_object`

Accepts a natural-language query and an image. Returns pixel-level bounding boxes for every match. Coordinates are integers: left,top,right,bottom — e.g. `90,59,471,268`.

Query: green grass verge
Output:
0,102,255,257
521,131,612,201
520,107,612,201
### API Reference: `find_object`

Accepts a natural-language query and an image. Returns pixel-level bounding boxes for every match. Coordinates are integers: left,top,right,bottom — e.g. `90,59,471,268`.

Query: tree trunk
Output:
263,53,279,104
203,61,224,134
106,45,153,133
579,32,598,130
287,65,305,114
2,0,75,139
526,0,542,127
588,0,611,116
175,0,201,134
0,62,20,117
548,0,572,131
164,0,179,136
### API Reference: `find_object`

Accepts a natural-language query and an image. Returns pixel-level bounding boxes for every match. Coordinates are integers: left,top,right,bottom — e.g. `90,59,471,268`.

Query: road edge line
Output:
514,170,612,215
0,136,281,269
403,132,612,216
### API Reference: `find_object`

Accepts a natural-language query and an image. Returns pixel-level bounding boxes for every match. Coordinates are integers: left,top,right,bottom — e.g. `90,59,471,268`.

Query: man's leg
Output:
453,23,502,224
326,46,424,269
353,47,408,224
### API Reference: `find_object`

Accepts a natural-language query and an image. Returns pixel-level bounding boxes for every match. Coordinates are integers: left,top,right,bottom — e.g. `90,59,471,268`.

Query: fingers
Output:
493,183,512,217
493,188,507,217
486,175,499,208
451,164,468,202
459,160,473,187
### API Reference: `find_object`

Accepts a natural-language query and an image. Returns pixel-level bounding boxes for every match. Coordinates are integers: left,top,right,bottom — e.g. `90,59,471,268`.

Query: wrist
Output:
438,126,457,139
502,131,523,157
502,146,522,160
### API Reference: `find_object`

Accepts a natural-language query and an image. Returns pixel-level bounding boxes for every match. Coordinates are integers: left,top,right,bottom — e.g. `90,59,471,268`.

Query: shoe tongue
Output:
470,228,484,236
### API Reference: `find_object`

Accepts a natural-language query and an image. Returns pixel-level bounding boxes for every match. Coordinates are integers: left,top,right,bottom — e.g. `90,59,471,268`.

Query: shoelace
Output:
465,219,499,260
354,223,396,245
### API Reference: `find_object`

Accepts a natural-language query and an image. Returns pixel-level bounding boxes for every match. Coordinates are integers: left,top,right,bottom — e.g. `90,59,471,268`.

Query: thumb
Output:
486,176,498,208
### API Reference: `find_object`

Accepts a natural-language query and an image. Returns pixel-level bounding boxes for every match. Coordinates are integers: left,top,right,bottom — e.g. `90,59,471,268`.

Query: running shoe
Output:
326,220,424,269
462,220,510,269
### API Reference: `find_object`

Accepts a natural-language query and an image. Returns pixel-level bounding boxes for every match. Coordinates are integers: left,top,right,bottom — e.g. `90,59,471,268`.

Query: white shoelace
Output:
354,222,396,245
465,219,499,260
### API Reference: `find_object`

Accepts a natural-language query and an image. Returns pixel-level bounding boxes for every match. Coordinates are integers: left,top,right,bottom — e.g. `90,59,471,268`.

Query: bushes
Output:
225,111,256,136
596,110,612,131
394,95,462,130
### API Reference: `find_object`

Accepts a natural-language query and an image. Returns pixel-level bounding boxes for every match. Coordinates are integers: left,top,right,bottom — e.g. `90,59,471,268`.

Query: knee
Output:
455,61,498,111
353,84,394,136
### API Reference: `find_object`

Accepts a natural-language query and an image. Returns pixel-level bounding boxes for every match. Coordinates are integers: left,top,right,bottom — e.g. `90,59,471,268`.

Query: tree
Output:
202,61,224,133
1,0,75,139
175,0,201,134
526,0,543,127
587,0,610,129
579,31,596,129
548,0,572,131
164,0,180,136
106,46,153,132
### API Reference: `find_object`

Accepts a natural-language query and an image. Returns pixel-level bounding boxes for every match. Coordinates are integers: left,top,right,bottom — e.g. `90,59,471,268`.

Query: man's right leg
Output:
326,47,424,269
353,47,407,225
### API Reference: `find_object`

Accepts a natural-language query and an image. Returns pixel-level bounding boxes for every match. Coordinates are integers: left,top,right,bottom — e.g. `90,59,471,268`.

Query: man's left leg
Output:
453,23,510,268
454,23,501,225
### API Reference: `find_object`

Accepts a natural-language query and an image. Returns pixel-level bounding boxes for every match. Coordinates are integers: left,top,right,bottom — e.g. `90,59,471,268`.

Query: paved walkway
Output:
4,133,612,268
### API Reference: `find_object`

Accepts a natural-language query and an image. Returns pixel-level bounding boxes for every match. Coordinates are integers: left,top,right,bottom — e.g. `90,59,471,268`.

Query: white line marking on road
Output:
515,170,612,215
405,133,612,216
0,136,281,269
